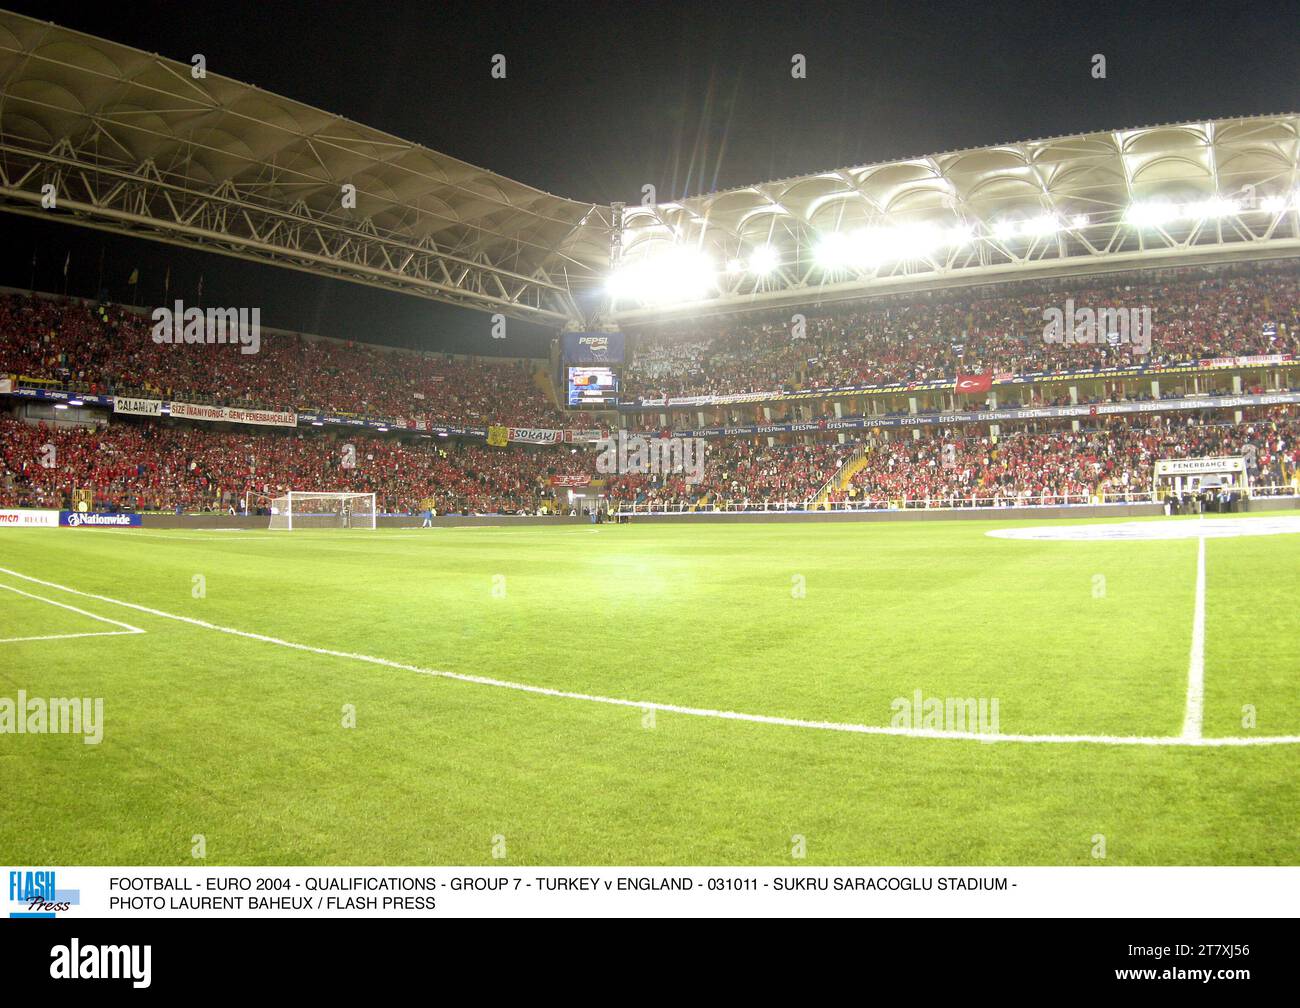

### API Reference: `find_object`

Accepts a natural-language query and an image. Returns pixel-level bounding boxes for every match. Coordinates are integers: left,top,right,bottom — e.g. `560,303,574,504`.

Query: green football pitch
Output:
2,513,1298,866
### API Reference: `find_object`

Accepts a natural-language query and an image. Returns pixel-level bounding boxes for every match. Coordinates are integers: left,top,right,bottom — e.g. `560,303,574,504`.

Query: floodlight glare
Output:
1021,214,1059,237
1125,201,1178,227
748,245,780,275
1185,197,1239,219
814,232,853,270
607,247,716,303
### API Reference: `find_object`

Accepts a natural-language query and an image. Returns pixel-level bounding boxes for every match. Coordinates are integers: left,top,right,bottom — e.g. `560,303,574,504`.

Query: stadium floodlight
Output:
1125,200,1179,228
607,247,716,303
889,223,941,258
1020,213,1060,237
945,223,975,247
268,491,376,530
748,245,780,275
814,231,855,270
1260,195,1287,212
990,219,1018,242
725,257,744,274
1070,214,1090,229
1185,196,1240,219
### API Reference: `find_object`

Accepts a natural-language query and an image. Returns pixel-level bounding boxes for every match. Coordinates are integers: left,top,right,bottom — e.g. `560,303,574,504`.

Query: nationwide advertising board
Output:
59,512,143,527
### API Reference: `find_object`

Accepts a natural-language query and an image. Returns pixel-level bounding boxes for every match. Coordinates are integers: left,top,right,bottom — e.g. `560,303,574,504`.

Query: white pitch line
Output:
1182,535,1207,740
86,531,269,542
0,581,147,643
0,630,144,644
0,564,1296,748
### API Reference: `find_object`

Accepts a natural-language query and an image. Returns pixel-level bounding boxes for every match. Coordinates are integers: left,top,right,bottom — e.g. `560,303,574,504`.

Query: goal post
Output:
268,491,377,530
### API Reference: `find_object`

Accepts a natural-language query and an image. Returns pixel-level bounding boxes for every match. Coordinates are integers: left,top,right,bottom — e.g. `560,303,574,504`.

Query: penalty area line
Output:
0,581,147,643
0,564,1295,748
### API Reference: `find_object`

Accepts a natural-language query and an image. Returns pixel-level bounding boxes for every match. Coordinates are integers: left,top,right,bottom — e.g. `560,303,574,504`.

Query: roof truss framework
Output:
0,11,1298,330
614,114,1300,323
0,10,611,324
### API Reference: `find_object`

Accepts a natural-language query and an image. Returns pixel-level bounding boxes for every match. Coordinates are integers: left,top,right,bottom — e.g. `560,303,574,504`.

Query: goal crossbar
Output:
268,491,376,530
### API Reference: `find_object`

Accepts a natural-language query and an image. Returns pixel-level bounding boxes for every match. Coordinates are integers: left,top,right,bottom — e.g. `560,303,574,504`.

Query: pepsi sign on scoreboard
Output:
562,332,625,364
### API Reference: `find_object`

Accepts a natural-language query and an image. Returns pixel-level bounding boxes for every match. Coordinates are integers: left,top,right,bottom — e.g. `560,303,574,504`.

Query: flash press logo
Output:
8,870,79,918
50,939,151,988
1042,299,1152,356
151,300,260,354
595,430,707,484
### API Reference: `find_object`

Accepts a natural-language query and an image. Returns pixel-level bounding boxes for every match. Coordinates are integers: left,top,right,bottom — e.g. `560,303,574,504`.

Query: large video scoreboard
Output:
561,332,624,409
566,365,618,407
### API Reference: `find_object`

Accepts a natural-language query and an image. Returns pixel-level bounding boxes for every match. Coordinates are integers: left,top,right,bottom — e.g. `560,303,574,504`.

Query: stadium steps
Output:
534,365,562,409
813,445,873,506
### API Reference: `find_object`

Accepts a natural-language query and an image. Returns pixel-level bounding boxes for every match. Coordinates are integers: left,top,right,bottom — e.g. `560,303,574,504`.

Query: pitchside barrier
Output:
2,494,1296,530
0,510,142,527
613,488,1300,521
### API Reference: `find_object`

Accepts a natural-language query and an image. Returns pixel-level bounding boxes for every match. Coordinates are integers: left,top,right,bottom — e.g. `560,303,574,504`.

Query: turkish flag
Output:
954,372,992,394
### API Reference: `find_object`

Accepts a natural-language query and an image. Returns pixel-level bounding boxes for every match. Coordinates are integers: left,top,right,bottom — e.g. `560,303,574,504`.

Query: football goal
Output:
268,491,376,530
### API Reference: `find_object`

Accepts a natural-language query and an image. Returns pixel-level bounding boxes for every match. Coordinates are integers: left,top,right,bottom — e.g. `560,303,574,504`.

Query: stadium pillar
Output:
1232,375,1243,394
1151,380,1160,399
1069,385,1079,405
908,397,918,414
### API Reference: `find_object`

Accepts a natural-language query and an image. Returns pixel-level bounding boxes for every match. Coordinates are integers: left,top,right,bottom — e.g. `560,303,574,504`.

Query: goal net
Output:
268,491,376,530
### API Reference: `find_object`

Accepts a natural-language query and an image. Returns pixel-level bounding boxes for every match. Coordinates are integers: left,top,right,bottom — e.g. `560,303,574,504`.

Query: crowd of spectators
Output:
607,411,1299,509
843,412,1300,507
606,439,849,509
625,260,1300,401
0,294,563,427
3,409,1294,514
0,417,593,514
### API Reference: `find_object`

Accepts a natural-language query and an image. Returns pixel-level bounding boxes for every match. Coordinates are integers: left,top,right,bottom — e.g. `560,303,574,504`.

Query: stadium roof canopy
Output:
613,113,1300,324
1,10,1298,330
0,9,612,324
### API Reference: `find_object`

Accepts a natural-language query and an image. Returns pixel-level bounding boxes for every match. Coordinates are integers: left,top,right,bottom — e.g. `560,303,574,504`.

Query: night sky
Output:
2,0,1296,355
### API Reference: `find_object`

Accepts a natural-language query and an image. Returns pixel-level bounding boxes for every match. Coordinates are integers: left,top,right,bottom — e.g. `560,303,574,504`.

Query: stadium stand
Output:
0,293,564,427
623,260,1300,402
0,417,592,515
607,412,1299,511
1,263,1297,517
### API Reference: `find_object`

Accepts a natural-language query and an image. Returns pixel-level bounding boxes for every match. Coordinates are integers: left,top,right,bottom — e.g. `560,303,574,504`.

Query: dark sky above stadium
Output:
3,0,1297,355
